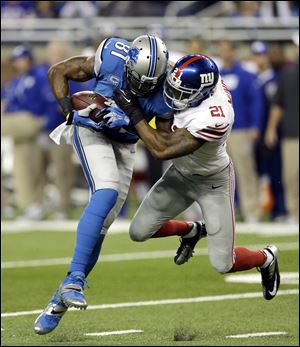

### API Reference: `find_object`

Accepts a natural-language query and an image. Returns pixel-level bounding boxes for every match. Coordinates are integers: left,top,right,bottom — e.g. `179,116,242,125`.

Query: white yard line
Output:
1,289,298,318
225,272,299,285
1,220,298,235
226,331,288,338
2,242,298,269
84,329,143,337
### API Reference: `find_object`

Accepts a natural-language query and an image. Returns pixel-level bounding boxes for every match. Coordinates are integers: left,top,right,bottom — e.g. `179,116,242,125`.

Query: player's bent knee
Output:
209,257,233,274
129,225,148,242
129,220,148,242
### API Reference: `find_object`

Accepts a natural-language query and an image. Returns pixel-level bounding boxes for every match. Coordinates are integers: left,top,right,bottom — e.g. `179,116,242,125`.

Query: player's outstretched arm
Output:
48,56,95,116
135,120,205,160
155,117,173,133
114,89,205,160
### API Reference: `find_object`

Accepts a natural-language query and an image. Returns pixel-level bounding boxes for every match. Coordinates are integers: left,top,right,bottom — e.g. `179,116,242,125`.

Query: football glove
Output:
114,89,144,126
66,104,105,131
103,107,130,129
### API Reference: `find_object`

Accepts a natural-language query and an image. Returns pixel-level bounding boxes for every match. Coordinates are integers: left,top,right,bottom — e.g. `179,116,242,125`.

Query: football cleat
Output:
58,271,88,309
259,245,280,300
174,221,207,265
34,290,67,335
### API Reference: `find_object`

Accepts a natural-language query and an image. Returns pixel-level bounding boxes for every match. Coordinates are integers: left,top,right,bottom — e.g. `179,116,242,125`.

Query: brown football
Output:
71,91,108,123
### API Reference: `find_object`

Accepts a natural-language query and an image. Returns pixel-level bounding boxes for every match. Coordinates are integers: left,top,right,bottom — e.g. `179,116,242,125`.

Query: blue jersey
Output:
2,64,96,133
256,68,278,133
93,37,172,143
220,62,264,131
3,65,49,117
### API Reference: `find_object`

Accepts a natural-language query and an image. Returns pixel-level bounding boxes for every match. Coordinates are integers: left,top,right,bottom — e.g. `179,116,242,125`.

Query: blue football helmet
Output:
163,54,219,111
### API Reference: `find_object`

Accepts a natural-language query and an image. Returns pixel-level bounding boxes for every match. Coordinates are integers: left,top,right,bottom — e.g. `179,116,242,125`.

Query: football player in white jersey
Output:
114,54,280,301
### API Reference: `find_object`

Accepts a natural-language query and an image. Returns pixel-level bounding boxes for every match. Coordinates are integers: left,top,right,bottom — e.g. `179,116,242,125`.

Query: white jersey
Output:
171,79,235,176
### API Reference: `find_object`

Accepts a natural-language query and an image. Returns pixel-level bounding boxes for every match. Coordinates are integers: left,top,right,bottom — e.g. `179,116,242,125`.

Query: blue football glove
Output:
102,107,130,129
70,104,105,131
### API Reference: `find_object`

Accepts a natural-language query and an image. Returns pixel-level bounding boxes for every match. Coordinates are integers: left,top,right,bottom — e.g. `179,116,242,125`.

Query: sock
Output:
229,247,267,273
151,220,193,238
85,233,105,277
182,222,198,238
261,249,274,268
69,189,118,274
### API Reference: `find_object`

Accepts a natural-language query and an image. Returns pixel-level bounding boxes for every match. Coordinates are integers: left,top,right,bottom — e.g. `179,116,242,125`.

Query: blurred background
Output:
1,0,299,225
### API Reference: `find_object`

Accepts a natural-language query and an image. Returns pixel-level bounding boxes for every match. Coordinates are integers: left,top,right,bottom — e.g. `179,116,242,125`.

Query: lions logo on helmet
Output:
163,54,219,111
128,47,140,63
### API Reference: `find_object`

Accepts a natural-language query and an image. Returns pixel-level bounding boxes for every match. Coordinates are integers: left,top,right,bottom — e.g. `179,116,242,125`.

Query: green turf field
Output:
1,226,299,346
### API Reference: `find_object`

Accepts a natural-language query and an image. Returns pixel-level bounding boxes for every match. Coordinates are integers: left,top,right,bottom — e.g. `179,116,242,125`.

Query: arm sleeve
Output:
187,118,231,142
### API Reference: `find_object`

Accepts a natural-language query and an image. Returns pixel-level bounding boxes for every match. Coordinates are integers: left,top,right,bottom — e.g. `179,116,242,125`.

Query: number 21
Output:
209,106,225,117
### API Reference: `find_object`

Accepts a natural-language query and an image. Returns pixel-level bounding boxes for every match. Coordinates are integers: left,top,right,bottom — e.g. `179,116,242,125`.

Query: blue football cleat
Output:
58,271,88,309
33,290,68,335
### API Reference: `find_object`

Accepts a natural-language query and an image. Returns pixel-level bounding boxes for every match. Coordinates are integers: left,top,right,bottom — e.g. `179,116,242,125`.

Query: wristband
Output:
129,108,144,126
58,97,73,118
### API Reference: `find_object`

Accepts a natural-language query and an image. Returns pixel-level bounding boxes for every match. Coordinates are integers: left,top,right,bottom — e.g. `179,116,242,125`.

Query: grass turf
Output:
1,229,299,346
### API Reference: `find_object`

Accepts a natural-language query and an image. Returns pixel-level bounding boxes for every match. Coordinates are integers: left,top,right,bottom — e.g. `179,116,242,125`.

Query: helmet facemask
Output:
125,61,165,96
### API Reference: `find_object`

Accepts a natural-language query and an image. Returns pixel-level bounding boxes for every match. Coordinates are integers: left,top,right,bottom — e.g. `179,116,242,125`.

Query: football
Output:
71,90,109,123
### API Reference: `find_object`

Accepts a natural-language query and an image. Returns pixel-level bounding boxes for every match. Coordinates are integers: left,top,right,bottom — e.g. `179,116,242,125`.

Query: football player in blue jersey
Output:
34,35,171,335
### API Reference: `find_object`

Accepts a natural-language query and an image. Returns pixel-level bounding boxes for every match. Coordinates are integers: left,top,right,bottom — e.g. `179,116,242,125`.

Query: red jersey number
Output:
209,105,225,117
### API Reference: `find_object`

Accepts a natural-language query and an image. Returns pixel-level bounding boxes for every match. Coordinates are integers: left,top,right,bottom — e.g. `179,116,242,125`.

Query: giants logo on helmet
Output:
200,72,214,87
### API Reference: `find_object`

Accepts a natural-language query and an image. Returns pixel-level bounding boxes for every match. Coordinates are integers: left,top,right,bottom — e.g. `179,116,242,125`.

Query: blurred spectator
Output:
40,41,77,219
36,1,55,18
268,41,294,74
1,1,36,18
82,35,105,57
218,40,264,222
101,1,170,17
259,1,299,22
251,41,287,220
186,35,208,54
58,1,100,18
185,36,222,68
1,45,50,219
165,1,218,16
230,1,260,17
1,43,95,220
42,41,96,219
265,36,299,223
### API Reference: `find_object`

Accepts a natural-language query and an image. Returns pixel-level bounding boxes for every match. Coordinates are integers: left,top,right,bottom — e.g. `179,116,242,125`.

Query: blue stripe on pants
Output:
73,126,95,193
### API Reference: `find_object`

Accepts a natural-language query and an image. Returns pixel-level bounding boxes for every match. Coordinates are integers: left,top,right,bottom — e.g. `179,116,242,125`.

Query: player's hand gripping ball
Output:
71,91,111,123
